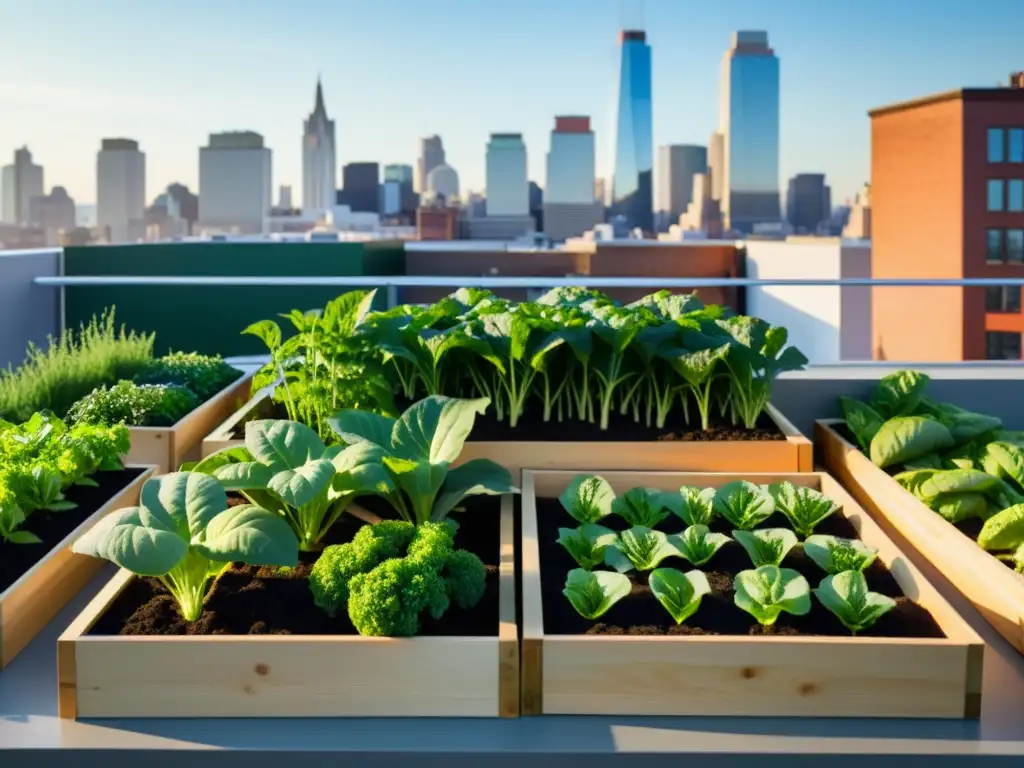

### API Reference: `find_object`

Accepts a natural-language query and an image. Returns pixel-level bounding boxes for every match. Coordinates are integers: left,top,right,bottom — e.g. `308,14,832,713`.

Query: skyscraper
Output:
718,31,781,234
786,173,830,234
199,131,272,235
339,162,380,213
302,78,336,210
545,116,603,241
384,163,417,214
416,136,445,194
1,147,44,225
611,30,653,233
97,138,145,243
655,145,708,231
485,133,528,217
707,131,725,203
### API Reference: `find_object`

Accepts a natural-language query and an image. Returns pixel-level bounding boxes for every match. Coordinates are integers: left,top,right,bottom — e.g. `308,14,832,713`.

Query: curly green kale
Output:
134,352,239,401
441,549,487,609
66,380,198,427
347,558,450,637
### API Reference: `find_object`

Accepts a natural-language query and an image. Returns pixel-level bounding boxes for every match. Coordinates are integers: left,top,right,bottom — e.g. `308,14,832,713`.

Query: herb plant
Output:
66,380,198,427
72,472,299,621
563,568,631,620
733,566,811,627
814,571,896,634
557,524,619,570
803,535,879,574
648,568,710,624
673,524,731,566
769,481,839,536
558,474,615,524
732,528,798,568
133,351,239,400
604,526,681,573
714,481,775,530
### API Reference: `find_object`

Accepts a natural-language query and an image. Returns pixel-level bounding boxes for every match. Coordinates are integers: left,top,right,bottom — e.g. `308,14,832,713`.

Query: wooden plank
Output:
200,376,275,457
1,467,154,669
498,495,519,718
520,468,984,719
767,403,814,472
817,419,1024,656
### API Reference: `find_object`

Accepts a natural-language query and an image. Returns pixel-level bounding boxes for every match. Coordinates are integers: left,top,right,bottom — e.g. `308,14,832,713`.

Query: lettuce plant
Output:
732,528,798,568
649,568,710,624
734,566,811,627
604,526,681,573
769,481,839,537
839,396,885,454
558,474,615,524
869,416,956,469
563,568,631,620
674,485,716,526
72,472,299,621
978,504,1024,572
673,524,731,566
330,396,518,526
714,481,775,530
588,306,643,431
557,524,618,570
612,487,670,528
803,535,878,574
814,571,896,634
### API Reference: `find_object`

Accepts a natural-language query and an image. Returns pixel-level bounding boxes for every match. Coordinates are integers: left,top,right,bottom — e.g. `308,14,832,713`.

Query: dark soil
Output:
0,468,149,594
88,495,501,637
228,395,281,439
536,497,946,638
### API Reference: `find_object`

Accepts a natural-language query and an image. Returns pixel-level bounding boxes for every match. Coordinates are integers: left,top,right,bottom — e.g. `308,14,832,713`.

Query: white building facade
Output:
1,147,44,225
302,79,336,211
544,117,603,241
198,132,272,235
96,138,145,243
416,136,445,194
485,133,528,217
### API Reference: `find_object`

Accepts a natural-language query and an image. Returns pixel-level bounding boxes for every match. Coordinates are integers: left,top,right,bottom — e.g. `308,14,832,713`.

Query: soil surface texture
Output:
88,495,501,637
0,468,148,594
535,496,945,638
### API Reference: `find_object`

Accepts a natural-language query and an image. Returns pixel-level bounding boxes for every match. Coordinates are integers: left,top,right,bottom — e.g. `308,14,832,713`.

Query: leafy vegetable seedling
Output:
673,485,716,526
732,528,798,568
72,472,299,622
604,526,682,573
803,535,879,574
733,565,811,628
814,571,896,634
714,481,775,530
769,481,839,537
558,474,615,524
563,568,632,620
648,568,710,624
557,524,619,570
672,524,731,566
612,487,670,528
977,504,1024,573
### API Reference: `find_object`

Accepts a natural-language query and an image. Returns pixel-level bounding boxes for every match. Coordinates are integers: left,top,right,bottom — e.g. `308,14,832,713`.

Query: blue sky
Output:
2,0,1021,208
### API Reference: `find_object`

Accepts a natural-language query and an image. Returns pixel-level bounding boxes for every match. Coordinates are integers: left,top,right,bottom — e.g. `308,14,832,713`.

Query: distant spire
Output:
314,75,326,116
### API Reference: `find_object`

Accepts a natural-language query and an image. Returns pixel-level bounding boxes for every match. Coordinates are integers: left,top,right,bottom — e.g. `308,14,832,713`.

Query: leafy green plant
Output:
66,380,198,427
674,485,716,526
733,566,811,627
133,351,239,400
563,568,631,620
714,480,775,530
803,535,879,574
604,526,681,573
977,504,1024,572
769,481,840,537
672,524,731,566
72,472,299,621
329,396,518,526
612,487,670,528
814,571,896,634
557,524,618,570
649,568,710,624
558,474,615,524
732,528,798,567
869,416,956,469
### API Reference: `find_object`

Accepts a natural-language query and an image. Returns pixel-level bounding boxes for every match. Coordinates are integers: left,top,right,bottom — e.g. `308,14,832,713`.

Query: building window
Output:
986,331,1022,360
1009,229,1024,263
1010,180,1024,212
1010,129,1024,163
988,179,1005,211
988,128,1006,162
987,285,1022,312
988,228,1005,262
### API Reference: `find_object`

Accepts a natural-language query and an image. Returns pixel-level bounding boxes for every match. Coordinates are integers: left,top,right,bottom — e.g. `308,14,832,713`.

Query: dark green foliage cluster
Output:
309,519,486,636
66,381,199,428
133,351,239,401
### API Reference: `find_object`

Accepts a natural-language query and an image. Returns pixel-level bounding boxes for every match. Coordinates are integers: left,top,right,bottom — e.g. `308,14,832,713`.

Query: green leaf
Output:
978,504,1024,552
931,492,989,524
245,419,326,471
212,461,274,491
6,530,43,544
673,486,716,526
604,526,681,573
72,505,188,575
733,528,799,567
769,481,839,537
869,417,955,469
431,459,517,521
670,524,731,566
241,319,282,352
713,481,775,530
649,568,711,624
612,487,670,528
893,468,942,499
839,397,885,454
140,472,227,540
803,535,878,574
46,500,78,512
267,457,336,508
870,370,929,418
918,469,1000,500
562,568,631,620
557,524,619,570
327,410,397,449
734,566,811,626
391,396,489,463
383,456,449,525
987,442,1024,488
663,345,729,388
558,474,615,524
193,504,299,566
815,571,896,634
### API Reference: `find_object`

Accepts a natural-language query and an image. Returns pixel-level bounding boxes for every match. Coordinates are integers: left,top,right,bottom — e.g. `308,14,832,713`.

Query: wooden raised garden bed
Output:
57,494,518,719
817,419,1024,655
203,388,812,475
129,370,253,473
0,466,154,670
520,469,983,719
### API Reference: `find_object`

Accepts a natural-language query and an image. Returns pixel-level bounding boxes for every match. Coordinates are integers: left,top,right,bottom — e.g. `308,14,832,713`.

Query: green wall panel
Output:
63,241,405,357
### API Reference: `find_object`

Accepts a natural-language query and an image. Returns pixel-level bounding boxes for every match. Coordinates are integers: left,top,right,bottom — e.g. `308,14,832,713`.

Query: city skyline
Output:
2,0,1022,207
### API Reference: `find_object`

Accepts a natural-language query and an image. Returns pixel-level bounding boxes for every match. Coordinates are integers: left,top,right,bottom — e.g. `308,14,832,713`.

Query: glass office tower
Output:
719,31,781,234
611,30,653,233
